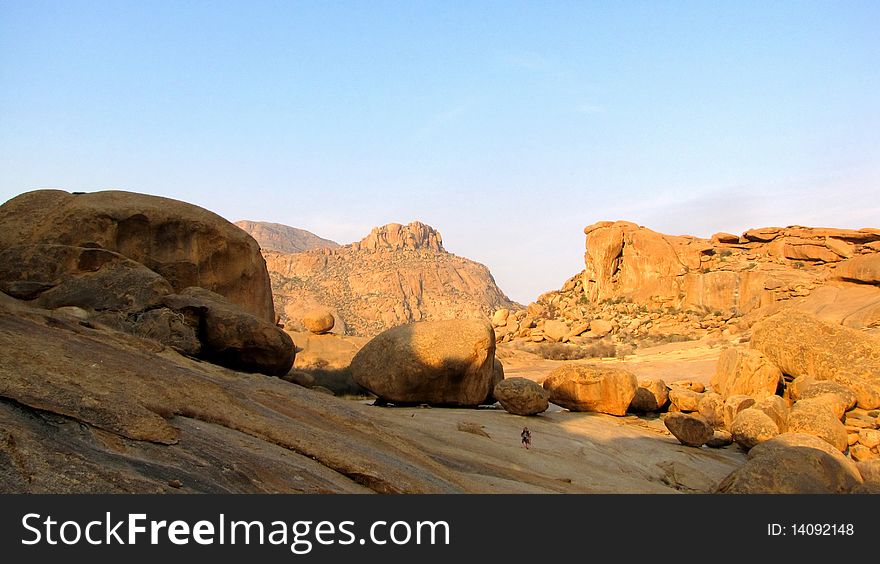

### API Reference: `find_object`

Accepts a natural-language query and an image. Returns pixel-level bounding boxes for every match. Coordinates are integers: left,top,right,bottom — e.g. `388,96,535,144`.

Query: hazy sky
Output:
2,1,878,303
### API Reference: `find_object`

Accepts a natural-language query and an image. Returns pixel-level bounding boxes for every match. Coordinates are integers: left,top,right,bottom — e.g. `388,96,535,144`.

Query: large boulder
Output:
542,365,638,416
786,400,848,452
750,311,880,409
730,408,780,450
664,413,713,447
0,189,276,322
350,319,496,406
542,320,569,342
302,309,335,334
711,348,782,400
790,378,857,415
493,377,549,416
753,395,789,431
162,287,295,376
722,395,756,430
698,392,725,429
668,388,704,412
629,379,669,413
856,459,880,487
716,433,863,493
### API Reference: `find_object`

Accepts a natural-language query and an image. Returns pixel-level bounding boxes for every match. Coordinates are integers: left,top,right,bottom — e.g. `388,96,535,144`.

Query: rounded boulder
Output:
350,319,496,406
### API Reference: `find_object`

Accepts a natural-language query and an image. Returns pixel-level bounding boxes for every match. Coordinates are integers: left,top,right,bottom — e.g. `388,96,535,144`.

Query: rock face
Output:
234,220,339,254
0,294,468,494
711,348,782,400
542,365,638,416
260,221,517,336
575,220,880,326
492,377,549,416
716,433,863,493
350,319,496,406
0,190,276,322
750,311,880,409
664,413,713,447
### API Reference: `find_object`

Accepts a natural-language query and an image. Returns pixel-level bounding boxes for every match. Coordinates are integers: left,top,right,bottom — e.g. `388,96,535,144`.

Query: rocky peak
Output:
351,221,444,253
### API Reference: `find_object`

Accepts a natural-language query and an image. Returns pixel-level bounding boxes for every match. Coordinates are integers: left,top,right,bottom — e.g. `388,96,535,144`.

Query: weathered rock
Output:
493,378,549,416
0,244,173,313
350,319,496,406
543,365,638,416
0,189,276,322
711,232,740,244
716,433,863,493
280,370,316,388
836,254,880,285
849,445,878,462
753,395,789,431
542,320,570,342
670,380,705,393
0,295,467,494
668,388,704,412
302,309,335,334
711,348,782,400
589,319,613,337
629,379,669,413
664,413,713,447
859,429,880,449
722,395,756,430
856,459,880,486
791,379,857,414
491,309,510,327
162,287,295,376
731,409,780,450
699,392,725,429
706,429,734,448
98,307,202,357
750,312,880,409
787,400,849,452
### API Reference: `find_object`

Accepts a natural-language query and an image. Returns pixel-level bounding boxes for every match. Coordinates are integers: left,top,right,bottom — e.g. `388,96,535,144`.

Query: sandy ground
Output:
361,400,745,493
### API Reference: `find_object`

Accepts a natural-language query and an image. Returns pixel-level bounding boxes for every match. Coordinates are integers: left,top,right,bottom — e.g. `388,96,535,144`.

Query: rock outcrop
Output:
258,221,516,336
499,220,880,350
350,319,496,406
582,221,880,318
0,190,276,322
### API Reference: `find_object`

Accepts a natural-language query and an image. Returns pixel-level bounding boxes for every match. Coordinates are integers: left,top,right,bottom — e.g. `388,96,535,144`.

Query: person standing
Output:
521,426,532,449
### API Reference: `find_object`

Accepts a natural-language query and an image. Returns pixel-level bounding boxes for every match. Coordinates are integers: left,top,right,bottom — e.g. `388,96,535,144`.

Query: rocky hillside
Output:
494,221,880,349
264,221,517,336
235,220,339,254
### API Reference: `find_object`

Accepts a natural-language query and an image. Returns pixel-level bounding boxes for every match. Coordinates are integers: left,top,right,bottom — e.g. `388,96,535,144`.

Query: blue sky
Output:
2,1,878,303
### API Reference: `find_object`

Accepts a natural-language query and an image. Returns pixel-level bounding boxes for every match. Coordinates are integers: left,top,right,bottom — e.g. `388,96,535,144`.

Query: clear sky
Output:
2,1,878,303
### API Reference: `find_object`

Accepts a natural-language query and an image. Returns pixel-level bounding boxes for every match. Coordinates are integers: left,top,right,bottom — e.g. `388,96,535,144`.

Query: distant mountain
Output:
262,220,518,336
235,220,340,254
